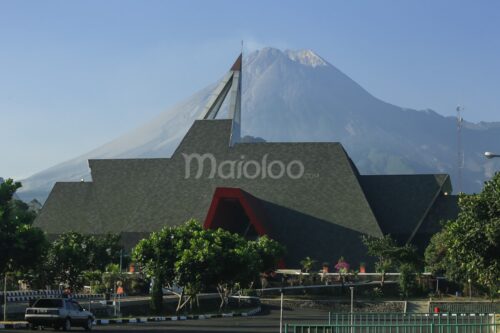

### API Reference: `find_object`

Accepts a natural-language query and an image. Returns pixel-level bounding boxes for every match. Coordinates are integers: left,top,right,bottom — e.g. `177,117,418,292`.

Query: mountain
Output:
17,48,500,202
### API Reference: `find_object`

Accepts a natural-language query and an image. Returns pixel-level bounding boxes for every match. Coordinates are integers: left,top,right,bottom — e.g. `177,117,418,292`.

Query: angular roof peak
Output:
231,53,242,71
199,54,242,146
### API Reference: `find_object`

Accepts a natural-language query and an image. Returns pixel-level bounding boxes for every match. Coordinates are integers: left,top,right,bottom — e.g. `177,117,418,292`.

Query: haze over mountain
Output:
17,48,500,202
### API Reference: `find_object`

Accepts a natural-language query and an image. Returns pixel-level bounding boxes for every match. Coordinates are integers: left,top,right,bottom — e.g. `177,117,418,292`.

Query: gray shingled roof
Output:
411,194,458,252
35,119,457,266
360,174,452,243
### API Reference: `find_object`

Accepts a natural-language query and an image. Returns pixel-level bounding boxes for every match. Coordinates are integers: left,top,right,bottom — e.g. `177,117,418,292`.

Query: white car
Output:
25,298,94,331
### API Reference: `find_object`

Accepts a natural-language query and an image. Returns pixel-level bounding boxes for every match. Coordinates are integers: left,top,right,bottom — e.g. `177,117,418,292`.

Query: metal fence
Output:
285,312,499,333
0,290,105,302
430,302,500,314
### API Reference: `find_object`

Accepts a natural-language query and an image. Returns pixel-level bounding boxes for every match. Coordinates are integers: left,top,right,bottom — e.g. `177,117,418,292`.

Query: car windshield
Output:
33,299,63,308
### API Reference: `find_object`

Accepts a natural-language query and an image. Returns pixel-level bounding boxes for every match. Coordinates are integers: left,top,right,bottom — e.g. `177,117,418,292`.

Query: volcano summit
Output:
18,48,500,203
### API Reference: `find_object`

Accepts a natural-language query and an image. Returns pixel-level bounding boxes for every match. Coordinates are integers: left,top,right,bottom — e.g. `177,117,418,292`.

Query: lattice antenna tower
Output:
456,105,464,193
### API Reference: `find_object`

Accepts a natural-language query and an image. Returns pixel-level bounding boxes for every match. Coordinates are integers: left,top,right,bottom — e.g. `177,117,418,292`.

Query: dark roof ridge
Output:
335,145,383,237
88,157,171,162
361,173,449,177
49,181,93,184
406,174,451,244
235,141,344,146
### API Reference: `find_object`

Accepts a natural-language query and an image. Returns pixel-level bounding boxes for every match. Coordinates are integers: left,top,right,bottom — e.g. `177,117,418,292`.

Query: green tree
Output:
88,234,122,271
46,232,91,290
207,228,250,309
132,220,198,313
208,231,284,309
252,235,285,273
362,235,420,287
42,232,122,291
399,263,418,298
424,230,454,277
174,228,285,311
362,235,396,287
133,219,285,313
425,172,500,297
174,225,219,311
0,179,48,276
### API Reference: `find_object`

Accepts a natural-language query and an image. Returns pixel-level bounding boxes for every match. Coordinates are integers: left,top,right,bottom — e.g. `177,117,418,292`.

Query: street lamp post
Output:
279,275,286,333
119,249,123,273
350,286,354,333
106,247,124,317
279,288,284,333
468,279,472,301
484,152,500,159
116,249,124,317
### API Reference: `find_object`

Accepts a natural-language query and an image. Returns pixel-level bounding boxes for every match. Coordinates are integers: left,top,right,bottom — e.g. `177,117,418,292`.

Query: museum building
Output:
34,55,458,267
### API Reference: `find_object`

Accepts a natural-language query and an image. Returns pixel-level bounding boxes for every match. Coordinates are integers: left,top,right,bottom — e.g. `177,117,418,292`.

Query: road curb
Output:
93,306,261,326
0,306,262,329
0,322,29,329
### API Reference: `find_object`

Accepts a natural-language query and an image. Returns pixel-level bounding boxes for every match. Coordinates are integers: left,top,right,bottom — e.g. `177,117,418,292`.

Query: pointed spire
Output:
199,53,242,146
200,54,242,121
231,53,242,71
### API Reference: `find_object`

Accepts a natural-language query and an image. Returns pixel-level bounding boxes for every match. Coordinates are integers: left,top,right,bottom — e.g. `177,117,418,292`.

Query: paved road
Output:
0,305,330,333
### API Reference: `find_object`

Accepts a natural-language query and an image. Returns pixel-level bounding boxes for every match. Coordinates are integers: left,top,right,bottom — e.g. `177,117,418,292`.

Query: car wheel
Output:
84,317,93,331
28,323,37,330
62,318,71,331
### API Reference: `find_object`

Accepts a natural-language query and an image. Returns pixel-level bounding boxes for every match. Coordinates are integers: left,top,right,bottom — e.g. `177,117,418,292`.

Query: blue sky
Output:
1,0,499,179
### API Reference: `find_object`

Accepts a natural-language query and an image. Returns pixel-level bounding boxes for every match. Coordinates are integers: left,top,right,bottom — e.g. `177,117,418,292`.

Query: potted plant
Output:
359,262,366,273
335,257,350,285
